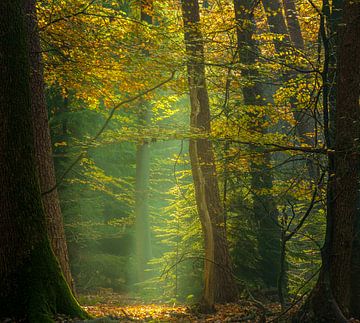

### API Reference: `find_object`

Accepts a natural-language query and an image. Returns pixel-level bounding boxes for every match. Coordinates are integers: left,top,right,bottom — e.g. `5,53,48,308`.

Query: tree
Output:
262,0,317,179
26,0,74,292
0,1,87,321
134,0,153,283
294,0,360,320
180,0,238,312
282,0,304,49
233,0,281,291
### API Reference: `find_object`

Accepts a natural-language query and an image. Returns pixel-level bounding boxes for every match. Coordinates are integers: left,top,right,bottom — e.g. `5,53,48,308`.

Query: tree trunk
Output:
26,0,74,293
263,0,317,179
351,210,360,318
0,1,87,321
330,0,360,306
261,0,290,52
134,108,152,282
233,0,281,290
134,0,153,283
293,1,360,321
180,0,238,312
282,0,304,49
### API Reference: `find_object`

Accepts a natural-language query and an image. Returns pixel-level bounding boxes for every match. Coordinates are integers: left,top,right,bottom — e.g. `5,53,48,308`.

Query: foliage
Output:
39,0,327,308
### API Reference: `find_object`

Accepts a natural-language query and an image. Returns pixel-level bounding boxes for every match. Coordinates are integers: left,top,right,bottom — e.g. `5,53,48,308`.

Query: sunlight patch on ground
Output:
84,304,188,321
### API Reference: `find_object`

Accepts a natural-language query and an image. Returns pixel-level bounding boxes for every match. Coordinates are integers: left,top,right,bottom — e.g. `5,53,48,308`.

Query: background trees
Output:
2,0,360,321
35,0,326,303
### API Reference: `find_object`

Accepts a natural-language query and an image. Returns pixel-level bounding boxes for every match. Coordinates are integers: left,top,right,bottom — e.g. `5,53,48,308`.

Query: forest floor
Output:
58,291,287,322
58,291,360,322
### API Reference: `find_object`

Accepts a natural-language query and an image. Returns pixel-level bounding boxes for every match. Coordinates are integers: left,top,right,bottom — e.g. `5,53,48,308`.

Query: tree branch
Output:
42,71,176,195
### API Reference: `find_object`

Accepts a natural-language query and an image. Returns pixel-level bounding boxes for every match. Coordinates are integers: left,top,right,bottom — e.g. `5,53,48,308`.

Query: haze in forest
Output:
0,0,360,322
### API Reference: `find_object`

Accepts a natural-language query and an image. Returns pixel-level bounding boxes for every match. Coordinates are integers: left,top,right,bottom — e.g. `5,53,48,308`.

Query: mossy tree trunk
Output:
0,1,88,321
26,0,75,293
180,0,238,312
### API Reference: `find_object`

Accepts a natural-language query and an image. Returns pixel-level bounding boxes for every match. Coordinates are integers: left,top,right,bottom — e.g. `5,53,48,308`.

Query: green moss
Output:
0,239,91,322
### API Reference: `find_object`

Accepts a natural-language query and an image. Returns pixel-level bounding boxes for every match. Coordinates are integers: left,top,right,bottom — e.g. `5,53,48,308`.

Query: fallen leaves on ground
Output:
58,291,360,322
75,293,283,322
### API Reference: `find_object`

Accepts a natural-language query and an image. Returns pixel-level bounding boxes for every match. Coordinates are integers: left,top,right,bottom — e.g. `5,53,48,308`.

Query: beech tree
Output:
233,0,281,291
0,1,87,321
262,0,317,179
134,0,153,283
180,0,238,312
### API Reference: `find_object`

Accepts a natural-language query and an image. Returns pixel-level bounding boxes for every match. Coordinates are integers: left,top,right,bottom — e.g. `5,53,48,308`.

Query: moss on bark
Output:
0,239,89,322
0,1,90,322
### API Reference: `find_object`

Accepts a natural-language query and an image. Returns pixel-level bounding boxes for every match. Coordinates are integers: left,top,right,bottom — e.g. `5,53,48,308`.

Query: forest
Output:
0,0,360,322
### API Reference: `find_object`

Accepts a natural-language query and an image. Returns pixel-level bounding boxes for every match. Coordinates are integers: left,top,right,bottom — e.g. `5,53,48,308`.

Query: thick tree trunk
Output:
351,213,360,318
293,1,360,321
26,0,74,292
134,0,153,283
233,0,281,290
337,1,360,318
180,0,238,312
0,1,87,321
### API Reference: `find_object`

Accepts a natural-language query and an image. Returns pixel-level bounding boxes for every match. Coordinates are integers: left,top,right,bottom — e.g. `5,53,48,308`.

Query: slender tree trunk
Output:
233,0,281,290
282,0,315,167
26,0,74,292
134,108,152,282
282,0,304,49
293,1,360,321
180,0,238,312
134,0,153,283
261,0,290,52
263,0,317,179
0,1,87,321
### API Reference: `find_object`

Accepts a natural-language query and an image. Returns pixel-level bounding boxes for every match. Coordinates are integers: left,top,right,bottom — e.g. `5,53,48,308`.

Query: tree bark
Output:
293,1,360,321
233,0,281,290
282,0,304,49
180,0,238,312
0,1,87,321
351,211,360,318
337,1,360,318
261,0,290,52
26,0,74,293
